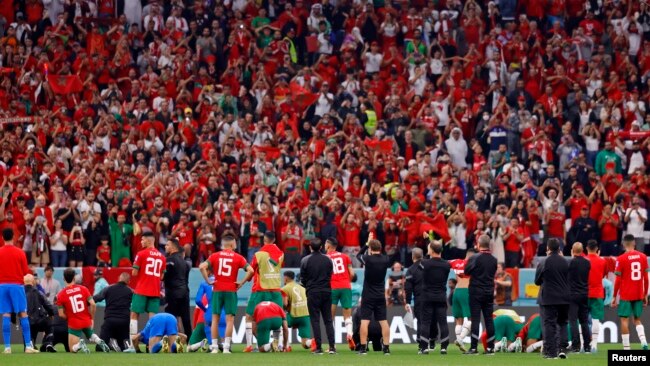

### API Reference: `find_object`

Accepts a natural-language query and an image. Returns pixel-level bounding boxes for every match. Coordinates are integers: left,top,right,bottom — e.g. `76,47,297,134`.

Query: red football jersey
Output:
449,259,469,279
56,284,93,330
205,249,248,292
586,253,606,299
615,250,649,301
133,247,166,297
328,251,352,289
0,245,30,284
253,301,286,323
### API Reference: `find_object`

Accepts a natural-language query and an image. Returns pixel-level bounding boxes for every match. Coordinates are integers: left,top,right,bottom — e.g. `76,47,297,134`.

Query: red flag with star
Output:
48,75,83,94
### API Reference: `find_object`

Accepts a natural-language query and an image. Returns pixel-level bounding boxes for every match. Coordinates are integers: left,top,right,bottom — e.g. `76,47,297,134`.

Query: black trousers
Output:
418,301,449,350
469,291,495,350
568,296,590,350
166,293,192,335
414,300,438,346
541,304,569,357
307,291,335,349
98,318,130,351
29,320,51,346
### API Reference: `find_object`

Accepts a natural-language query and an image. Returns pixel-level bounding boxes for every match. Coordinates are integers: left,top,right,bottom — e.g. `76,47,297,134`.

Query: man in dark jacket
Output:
568,207,599,255
535,238,571,359
94,272,133,351
24,274,55,348
418,241,451,354
164,238,192,336
567,242,591,353
464,235,497,355
300,239,335,354
404,248,438,351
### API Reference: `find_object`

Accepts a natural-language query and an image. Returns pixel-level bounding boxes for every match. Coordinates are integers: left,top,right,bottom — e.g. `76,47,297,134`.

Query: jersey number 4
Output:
145,257,163,277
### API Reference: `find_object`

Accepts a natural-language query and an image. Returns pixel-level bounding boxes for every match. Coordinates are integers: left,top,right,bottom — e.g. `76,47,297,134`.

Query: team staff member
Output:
164,238,191,336
281,271,312,351
567,243,591,353
418,241,451,355
464,235,497,355
0,228,38,353
93,272,133,351
243,232,284,352
405,248,437,351
534,238,570,359
300,239,335,354
325,238,356,349
357,236,391,355
585,240,606,353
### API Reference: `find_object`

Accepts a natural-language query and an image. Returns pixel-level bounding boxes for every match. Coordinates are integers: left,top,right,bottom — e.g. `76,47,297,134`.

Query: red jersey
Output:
133,247,166,297
518,313,540,341
327,251,352,289
205,250,248,292
449,259,469,279
586,253,606,299
97,245,111,263
614,250,649,301
55,284,93,330
253,301,286,323
0,245,30,284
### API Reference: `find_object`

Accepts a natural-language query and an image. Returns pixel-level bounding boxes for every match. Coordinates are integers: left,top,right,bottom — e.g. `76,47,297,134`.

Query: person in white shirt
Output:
502,155,525,184
431,90,451,128
444,127,468,169
314,82,334,117
167,6,189,34
362,42,383,74
624,197,648,251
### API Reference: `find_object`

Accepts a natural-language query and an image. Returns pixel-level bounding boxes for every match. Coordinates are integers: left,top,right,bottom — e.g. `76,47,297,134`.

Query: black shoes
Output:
382,345,390,355
358,344,368,355
464,349,480,355
313,348,324,355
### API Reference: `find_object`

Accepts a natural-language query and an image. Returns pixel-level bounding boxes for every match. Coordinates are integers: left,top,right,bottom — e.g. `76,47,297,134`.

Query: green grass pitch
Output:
0,343,631,366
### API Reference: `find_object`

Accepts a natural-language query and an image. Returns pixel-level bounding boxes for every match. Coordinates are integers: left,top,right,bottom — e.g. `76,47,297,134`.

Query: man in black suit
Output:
567,242,591,353
535,238,570,359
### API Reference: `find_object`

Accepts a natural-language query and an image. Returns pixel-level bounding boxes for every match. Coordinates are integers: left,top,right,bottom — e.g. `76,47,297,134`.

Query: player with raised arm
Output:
325,237,356,350
612,234,649,350
585,240,607,353
56,268,110,353
449,248,473,352
129,231,166,345
0,228,39,354
199,234,253,354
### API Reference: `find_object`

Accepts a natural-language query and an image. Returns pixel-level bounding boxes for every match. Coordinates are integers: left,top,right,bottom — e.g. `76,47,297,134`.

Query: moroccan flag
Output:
48,75,83,94
399,211,451,243
365,138,394,154
253,145,281,161
289,82,318,112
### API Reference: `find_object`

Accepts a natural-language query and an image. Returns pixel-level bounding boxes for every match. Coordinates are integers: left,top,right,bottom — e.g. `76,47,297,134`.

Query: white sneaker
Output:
514,337,522,353
78,339,90,354
222,348,232,354
3,348,11,354
210,345,220,354
122,347,136,353
500,337,508,352
24,346,39,354
454,339,467,352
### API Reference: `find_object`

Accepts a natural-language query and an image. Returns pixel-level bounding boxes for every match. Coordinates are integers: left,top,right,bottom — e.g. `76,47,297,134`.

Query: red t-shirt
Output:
547,211,565,238
615,250,649,301
586,253,606,299
172,223,195,247
205,250,248,292
281,225,302,253
133,247,166,297
504,227,523,252
449,259,469,279
97,245,111,263
56,284,93,330
328,251,352,289
341,223,360,247
600,214,619,242
253,301,286,323
0,245,30,284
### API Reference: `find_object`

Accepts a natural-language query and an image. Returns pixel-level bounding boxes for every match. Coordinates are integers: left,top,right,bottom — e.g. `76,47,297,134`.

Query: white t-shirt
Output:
625,207,647,236
364,52,383,73
314,92,333,116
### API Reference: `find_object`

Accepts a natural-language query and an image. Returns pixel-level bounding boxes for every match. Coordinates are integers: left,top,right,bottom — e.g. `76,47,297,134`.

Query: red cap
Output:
15,154,26,160
229,163,238,169
117,211,127,217
517,96,525,102
242,162,250,169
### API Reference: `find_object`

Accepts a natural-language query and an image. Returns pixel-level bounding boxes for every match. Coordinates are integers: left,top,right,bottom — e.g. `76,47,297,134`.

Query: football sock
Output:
345,318,353,337
130,320,138,336
151,341,163,353
459,319,471,340
591,320,600,347
508,342,517,352
636,325,647,345
262,343,271,352
19,317,31,347
494,341,502,351
89,334,101,344
622,334,630,350
305,338,312,348
273,330,280,341
2,317,11,349
72,342,81,352
225,337,232,350
211,338,218,347
277,329,283,348
189,341,203,351
455,324,462,338
245,322,253,346
526,341,543,353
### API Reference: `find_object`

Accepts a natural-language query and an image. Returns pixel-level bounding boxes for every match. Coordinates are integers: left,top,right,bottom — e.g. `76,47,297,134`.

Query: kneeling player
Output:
56,268,110,353
517,313,544,353
480,310,523,353
253,301,289,352
126,313,186,353
281,271,312,351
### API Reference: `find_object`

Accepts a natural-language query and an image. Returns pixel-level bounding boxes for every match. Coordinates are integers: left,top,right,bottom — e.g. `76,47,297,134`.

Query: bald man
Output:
24,274,55,348
567,243,591,353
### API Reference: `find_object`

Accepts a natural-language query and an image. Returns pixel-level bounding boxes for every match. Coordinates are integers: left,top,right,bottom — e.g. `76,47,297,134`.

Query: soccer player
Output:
243,231,284,352
585,240,606,353
490,312,523,353
281,270,312,351
252,301,289,352
199,234,253,353
516,313,543,353
56,268,110,353
449,248,473,352
612,234,649,350
0,228,39,353
130,231,166,342
128,313,187,353
325,238,356,349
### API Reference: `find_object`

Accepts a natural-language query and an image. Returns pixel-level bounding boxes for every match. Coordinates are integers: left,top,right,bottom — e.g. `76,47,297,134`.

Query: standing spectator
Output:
598,203,621,256
494,263,513,306
92,268,109,307
164,238,191,336
535,238,570,359
569,207,599,255
30,215,51,267
299,239,335,354
49,219,68,267
68,222,85,267
40,265,61,305
386,262,405,305
108,209,134,267
624,197,648,252
93,273,133,352
242,211,267,263
281,213,303,268
502,218,523,268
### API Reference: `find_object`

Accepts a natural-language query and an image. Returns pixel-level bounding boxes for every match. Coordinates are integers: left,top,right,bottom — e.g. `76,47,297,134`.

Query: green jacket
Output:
594,150,621,176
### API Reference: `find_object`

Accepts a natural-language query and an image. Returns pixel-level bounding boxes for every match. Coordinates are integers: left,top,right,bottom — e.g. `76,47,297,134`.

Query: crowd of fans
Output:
1,0,650,271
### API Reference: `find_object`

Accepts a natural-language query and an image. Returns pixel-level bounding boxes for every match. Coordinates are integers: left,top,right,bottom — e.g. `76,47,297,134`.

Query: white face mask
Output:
483,114,489,121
